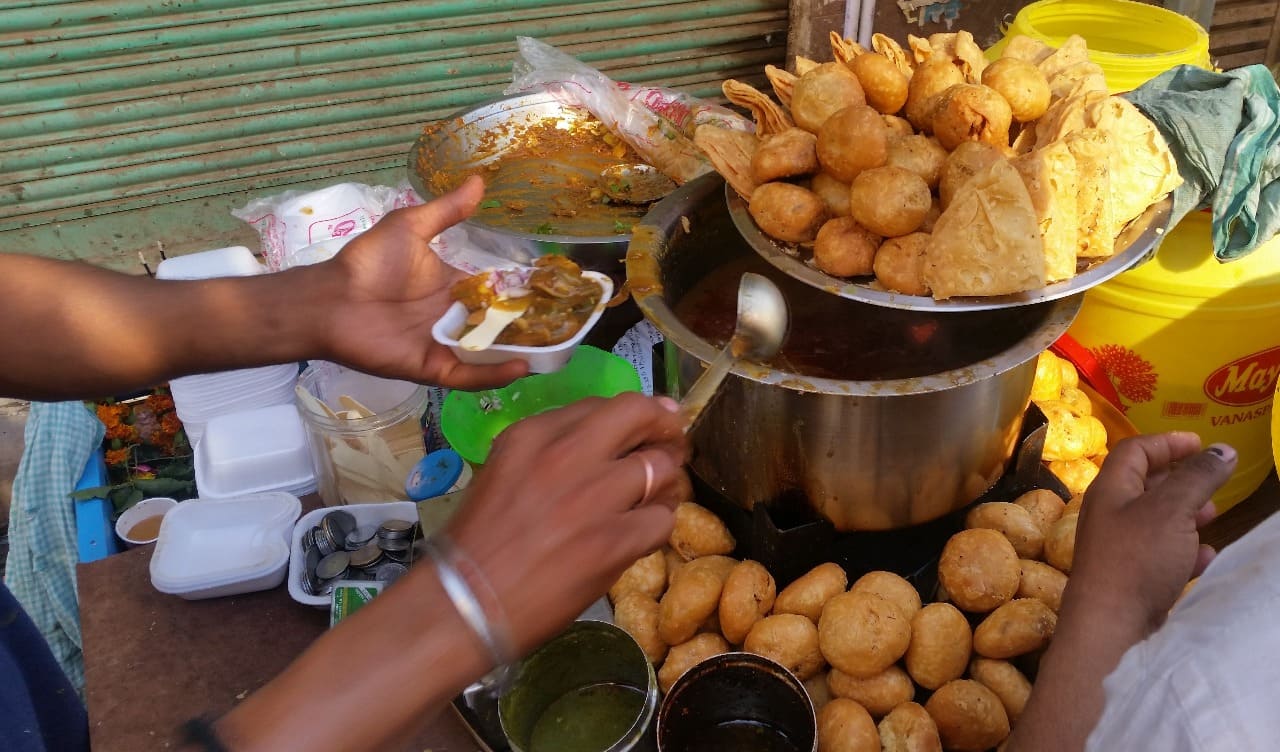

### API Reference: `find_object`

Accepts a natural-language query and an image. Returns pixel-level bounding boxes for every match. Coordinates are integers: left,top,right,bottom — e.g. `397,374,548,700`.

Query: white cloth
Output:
1086,510,1280,752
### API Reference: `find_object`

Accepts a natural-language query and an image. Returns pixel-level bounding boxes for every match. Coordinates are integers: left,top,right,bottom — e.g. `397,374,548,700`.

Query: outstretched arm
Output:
0,176,526,400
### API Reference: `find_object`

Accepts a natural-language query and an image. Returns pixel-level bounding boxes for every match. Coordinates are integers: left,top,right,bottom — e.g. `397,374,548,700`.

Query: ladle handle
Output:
678,345,737,434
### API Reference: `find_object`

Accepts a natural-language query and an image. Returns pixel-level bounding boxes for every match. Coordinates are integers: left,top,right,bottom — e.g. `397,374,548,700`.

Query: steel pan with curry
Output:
628,174,1082,531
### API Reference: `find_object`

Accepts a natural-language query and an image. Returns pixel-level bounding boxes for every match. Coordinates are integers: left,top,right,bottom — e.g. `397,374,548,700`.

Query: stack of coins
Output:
301,511,420,595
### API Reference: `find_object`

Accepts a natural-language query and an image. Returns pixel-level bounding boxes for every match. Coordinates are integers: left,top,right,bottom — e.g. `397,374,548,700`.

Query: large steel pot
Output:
627,174,1082,531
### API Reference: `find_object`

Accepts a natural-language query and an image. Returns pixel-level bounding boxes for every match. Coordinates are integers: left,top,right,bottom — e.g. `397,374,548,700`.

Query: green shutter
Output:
1,0,786,268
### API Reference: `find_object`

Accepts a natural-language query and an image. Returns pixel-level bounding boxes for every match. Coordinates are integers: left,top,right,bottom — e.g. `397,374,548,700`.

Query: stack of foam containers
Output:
157,247,299,446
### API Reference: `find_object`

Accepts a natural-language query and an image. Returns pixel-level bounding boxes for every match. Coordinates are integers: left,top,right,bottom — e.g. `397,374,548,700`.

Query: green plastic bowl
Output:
441,346,643,465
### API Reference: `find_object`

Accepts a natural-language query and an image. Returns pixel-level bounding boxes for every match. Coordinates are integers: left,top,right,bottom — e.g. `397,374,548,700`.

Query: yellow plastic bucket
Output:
986,0,1211,92
1068,212,1280,512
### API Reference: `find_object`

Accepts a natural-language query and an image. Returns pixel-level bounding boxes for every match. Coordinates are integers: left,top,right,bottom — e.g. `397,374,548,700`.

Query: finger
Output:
1146,443,1237,518
615,503,679,563
567,392,686,461
1191,544,1216,578
429,354,529,391
1193,500,1218,528
595,447,684,513
1085,432,1202,509
385,175,486,245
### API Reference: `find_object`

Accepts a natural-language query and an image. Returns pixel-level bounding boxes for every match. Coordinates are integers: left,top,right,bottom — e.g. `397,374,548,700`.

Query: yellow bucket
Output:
1068,212,1280,512
986,0,1211,92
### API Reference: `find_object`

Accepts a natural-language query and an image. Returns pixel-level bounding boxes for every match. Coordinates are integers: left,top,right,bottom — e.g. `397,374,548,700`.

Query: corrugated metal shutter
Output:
0,1,787,268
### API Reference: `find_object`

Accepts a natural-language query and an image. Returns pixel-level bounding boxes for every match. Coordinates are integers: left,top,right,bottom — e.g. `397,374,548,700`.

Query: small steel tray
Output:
726,185,1174,312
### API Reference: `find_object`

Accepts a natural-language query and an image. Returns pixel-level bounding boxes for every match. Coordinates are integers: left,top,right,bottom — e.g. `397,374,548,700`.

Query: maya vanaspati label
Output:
1204,345,1280,407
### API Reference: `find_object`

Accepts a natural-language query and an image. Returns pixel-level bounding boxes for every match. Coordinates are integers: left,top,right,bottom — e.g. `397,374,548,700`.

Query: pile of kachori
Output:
695,31,1182,300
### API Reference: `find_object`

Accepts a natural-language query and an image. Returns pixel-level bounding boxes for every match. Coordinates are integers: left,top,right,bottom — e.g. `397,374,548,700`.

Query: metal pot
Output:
627,175,1082,531
407,92,634,273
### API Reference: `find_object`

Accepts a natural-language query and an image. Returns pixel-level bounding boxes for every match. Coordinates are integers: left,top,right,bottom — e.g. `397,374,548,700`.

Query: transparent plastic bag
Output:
505,37,752,185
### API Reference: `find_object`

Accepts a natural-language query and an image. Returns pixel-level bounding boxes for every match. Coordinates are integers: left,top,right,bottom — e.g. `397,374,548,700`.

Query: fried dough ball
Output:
1064,494,1084,517
931,83,1013,151
752,127,820,183
965,502,1045,560
1050,458,1101,496
775,562,848,623
613,593,667,664
812,172,853,217
793,62,867,133
885,135,948,188
806,672,834,713
658,633,730,693
1017,559,1069,612
969,658,1032,723
658,555,735,645
745,613,826,680
719,560,776,644
814,218,881,278
1044,513,1079,573
817,105,889,183
905,602,971,690
982,57,1051,123
818,591,912,678
608,549,667,603
849,571,922,621
749,182,828,244
905,60,965,132
973,598,1058,659
873,232,931,296
938,141,1004,209
1012,488,1066,535
1060,386,1093,417
918,199,942,234
669,502,735,560
827,665,915,717
662,547,685,588
1031,349,1065,402
818,699,880,752
849,166,931,237
925,680,1011,752
879,702,943,752
937,529,1020,613
883,114,916,138
851,52,910,114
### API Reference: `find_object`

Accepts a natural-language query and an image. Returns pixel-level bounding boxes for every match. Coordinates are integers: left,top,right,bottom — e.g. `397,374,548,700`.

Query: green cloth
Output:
3,402,104,695
1124,64,1280,261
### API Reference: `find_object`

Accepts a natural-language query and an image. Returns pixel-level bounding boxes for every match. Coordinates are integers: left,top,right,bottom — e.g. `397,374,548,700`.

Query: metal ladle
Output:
679,272,789,433
599,163,677,204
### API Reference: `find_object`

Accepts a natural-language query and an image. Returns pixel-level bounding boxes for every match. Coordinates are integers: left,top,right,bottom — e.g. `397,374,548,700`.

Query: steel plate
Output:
726,185,1174,312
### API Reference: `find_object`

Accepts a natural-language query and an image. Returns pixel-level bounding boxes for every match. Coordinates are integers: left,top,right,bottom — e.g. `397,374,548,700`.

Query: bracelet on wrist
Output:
424,533,516,675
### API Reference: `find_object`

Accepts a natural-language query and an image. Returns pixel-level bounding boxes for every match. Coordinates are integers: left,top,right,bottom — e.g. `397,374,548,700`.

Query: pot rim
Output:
627,174,1083,396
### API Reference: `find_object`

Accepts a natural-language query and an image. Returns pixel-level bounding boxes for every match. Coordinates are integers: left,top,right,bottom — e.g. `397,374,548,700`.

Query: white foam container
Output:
195,404,317,499
287,501,418,607
115,496,178,547
150,493,302,600
156,246,265,280
431,271,612,374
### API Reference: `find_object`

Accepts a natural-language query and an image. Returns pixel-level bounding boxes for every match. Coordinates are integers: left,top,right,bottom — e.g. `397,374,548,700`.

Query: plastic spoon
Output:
458,298,531,351
599,164,677,205
678,272,788,433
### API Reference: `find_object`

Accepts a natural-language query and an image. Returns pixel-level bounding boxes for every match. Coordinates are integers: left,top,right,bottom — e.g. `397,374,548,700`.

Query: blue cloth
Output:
1124,64,1280,260
3,401,103,695
0,581,89,751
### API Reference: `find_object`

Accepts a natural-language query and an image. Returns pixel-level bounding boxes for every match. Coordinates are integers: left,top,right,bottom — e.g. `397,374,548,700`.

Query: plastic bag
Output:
505,37,752,185
234,181,421,271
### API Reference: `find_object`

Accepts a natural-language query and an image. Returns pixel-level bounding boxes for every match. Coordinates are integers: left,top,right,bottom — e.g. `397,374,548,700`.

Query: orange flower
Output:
105,423,138,442
95,404,124,429
104,448,130,467
147,392,175,413
160,413,183,437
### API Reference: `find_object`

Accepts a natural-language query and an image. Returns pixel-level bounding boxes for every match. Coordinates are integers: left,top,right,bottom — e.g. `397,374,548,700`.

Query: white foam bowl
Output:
150,493,301,600
431,271,612,374
287,501,419,607
156,246,265,280
195,404,317,499
115,497,179,547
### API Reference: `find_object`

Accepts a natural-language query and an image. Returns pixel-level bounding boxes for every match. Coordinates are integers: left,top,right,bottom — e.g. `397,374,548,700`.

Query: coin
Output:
316,551,351,581
378,520,416,540
304,546,323,595
314,525,338,557
375,562,408,585
301,528,316,553
349,541,384,569
326,510,357,537
344,525,378,551
378,537,412,553
322,515,353,551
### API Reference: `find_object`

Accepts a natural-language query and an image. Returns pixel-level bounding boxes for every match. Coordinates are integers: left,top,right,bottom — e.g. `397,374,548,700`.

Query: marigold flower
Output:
104,448,130,467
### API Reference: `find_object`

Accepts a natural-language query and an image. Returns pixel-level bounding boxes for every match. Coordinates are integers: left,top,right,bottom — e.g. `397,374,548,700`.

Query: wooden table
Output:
78,473,1280,751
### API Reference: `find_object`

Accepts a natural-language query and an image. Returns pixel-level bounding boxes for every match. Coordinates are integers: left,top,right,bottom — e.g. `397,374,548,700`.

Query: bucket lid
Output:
405,449,464,500
1104,211,1280,308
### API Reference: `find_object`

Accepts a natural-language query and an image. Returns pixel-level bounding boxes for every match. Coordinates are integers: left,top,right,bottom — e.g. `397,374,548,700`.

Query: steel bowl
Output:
627,174,1083,531
408,91,635,272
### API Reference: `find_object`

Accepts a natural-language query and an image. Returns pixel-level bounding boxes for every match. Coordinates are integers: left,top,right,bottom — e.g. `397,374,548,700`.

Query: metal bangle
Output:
425,534,516,673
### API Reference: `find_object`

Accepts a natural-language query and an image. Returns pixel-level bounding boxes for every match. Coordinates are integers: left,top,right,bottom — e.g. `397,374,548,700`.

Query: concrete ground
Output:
0,398,30,574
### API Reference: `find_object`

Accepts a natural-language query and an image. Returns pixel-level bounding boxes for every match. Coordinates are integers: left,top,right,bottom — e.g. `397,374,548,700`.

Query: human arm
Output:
1005,433,1237,752
211,392,691,751
0,176,526,400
